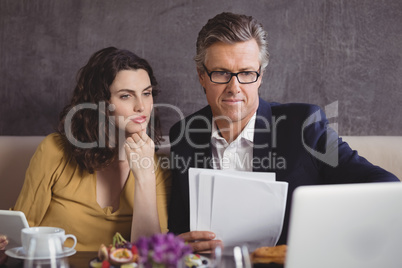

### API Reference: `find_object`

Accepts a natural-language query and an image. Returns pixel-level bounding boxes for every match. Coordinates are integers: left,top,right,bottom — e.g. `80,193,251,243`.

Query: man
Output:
169,12,399,252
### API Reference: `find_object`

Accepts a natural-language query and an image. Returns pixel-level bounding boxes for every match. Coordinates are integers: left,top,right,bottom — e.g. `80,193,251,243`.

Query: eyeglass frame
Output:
202,64,261,84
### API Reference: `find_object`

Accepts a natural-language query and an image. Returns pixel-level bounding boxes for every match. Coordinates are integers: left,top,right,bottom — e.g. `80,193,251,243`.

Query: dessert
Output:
251,245,287,264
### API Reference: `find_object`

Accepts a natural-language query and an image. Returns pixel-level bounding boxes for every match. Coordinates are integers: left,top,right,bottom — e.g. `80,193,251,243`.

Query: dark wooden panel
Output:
1,0,401,135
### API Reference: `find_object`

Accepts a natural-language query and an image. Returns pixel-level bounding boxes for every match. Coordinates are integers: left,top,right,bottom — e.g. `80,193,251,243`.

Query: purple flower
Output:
135,233,192,267
136,236,150,259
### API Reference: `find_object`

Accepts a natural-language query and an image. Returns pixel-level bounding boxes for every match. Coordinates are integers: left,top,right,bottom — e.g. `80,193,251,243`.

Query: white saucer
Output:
5,246,76,260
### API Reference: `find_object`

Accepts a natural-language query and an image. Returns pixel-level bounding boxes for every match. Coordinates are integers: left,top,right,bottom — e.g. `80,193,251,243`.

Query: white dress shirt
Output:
211,112,256,171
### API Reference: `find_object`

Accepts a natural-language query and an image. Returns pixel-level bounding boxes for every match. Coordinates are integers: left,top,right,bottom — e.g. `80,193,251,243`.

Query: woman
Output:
9,47,171,251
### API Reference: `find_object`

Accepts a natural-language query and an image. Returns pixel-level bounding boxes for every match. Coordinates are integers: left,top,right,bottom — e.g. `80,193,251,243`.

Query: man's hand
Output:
0,235,8,250
178,231,223,253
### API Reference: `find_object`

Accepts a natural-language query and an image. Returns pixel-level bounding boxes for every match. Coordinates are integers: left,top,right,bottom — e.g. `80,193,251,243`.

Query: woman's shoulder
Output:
25,133,76,184
36,133,68,157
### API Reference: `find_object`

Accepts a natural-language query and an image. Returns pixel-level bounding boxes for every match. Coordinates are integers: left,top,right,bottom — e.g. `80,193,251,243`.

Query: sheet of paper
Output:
189,168,222,230
211,174,288,253
197,173,214,231
189,168,276,230
188,167,288,255
188,168,201,231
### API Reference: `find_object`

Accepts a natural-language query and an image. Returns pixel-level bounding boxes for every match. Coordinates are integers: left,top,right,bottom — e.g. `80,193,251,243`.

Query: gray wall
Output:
1,0,401,136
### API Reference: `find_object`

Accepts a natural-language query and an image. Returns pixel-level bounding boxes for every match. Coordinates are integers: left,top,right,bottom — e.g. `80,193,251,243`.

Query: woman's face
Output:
109,69,153,137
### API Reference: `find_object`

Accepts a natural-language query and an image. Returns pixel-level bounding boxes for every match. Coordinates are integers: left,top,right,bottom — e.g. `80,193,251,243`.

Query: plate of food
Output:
90,232,209,268
183,253,211,267
89,257,137,268
251,245,287,267
89,233,138,268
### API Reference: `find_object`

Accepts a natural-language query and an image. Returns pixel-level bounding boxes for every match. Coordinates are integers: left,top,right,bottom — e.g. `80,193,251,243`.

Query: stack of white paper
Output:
189,168,288,254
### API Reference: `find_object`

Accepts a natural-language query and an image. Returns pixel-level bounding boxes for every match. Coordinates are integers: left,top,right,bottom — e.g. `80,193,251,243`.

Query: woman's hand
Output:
125,130,160,241
124,130,155,177
0,235,8,265
178,231,223,253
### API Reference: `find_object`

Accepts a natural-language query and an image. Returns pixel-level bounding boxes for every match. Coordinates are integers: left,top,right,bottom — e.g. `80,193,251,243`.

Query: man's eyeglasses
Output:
203,65,261,84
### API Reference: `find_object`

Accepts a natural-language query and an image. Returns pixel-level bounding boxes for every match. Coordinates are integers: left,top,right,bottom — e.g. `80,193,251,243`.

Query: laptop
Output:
0,210,29,249
286,182,402,268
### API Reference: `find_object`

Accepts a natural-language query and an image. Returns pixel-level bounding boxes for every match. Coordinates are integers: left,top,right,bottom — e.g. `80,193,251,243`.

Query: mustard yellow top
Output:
13,133,171,251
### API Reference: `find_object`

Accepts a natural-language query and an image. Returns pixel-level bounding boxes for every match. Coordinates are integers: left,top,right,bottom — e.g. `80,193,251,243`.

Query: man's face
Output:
198,39,262,126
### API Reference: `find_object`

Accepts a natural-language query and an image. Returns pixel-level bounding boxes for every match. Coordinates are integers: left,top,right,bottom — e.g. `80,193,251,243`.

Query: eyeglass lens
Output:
211,71,258,84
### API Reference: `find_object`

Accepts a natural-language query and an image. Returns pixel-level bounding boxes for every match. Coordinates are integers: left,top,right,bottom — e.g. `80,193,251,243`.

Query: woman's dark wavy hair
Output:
58,47,161,173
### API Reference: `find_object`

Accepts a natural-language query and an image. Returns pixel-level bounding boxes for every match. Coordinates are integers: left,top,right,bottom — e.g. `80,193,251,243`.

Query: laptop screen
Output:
286,182,402,268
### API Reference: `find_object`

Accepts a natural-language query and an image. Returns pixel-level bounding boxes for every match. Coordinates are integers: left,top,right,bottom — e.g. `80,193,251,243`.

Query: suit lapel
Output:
190,106,214,169
253,98,274,172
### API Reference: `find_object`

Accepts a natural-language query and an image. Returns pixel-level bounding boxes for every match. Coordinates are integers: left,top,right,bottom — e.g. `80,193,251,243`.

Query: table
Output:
69,251,97,268
0,251,96,268
2,251,284,268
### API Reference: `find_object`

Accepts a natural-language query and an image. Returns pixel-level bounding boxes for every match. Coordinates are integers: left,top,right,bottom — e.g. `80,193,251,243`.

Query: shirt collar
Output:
211,112,256,143
240,112,256,143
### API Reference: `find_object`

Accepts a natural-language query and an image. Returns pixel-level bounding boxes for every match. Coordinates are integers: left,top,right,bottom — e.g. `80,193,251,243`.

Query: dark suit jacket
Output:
168,98,399,245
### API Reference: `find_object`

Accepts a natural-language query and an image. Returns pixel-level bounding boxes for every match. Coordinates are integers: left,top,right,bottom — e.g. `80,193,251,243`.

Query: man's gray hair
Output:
195,12,269,73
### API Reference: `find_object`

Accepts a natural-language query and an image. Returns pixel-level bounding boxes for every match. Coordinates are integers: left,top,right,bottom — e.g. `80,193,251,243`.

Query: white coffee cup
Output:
21,227,77,258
